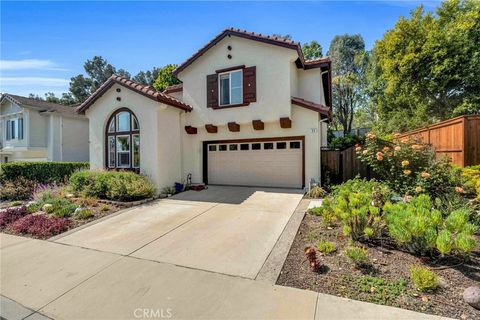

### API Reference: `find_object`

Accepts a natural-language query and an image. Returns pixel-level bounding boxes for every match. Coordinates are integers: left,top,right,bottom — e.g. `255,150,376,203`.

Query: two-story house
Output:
77,28,332,190
0,94,89,163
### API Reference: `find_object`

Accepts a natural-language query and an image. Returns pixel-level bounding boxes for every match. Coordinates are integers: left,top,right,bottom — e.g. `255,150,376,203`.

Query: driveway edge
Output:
255,198,309,283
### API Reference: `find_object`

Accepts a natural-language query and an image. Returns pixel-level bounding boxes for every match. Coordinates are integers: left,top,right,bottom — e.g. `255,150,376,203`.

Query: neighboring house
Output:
0,94,89,163
77,28,332,190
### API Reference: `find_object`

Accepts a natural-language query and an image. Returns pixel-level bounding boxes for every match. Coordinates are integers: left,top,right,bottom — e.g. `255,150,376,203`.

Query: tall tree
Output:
152,64,181,91
133,68,161,86
328,34,368,134
369,0,480,133
302,40,323,60
69,56,130,103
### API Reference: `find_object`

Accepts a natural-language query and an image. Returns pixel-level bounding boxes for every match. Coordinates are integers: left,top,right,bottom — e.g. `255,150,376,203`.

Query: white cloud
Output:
0,77,70,87
0,59,67,71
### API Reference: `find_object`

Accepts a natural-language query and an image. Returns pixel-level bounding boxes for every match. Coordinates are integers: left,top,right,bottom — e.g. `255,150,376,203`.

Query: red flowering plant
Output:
356,133,439,195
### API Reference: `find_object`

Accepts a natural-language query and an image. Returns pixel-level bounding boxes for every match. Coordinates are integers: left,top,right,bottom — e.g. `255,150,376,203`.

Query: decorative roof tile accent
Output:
76,75,192,113
291,96,332,121
173,28,331,75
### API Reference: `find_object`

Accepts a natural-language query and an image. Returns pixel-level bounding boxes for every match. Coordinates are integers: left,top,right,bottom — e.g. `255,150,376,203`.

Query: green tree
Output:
133,68,161,86
152,64,181,91
302,40,323,60
69,56,130,103
328,34,368,134
369,0,480,134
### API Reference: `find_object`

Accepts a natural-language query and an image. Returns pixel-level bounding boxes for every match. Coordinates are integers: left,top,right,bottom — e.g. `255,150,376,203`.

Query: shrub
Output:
328,134,364,150
99,204,110,212
9,214,70,238
308,199,338,227
316,240,337,255
415,158,462,199
10,201,23,206
0,206,28,228
69,171,155,201
27,203,42,214
462,165,480,200
409,266,439,292
304,246,321,271
384,194,477,255
436,209,477,255
307,186,328,199
357,135,433,195
76,209,94,220
77,196,99,207
320,178,390,240
0,177,36,201
32,185,78,217
356,135,459,198
1,162,89,184
344,246,369,266
356,276,407,305
161,186,176,195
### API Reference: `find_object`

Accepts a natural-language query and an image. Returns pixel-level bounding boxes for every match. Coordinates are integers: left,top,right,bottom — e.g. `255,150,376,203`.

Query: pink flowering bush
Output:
356,134,460,197
9,214,71,239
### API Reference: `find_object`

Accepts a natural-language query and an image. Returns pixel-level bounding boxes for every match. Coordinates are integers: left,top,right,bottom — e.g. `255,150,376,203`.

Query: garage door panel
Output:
207,139,303,188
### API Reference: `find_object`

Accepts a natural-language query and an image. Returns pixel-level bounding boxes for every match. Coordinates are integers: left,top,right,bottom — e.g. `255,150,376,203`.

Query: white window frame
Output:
116,135,131,168
218,69,243,106
5,118,23,141
132,134,140,169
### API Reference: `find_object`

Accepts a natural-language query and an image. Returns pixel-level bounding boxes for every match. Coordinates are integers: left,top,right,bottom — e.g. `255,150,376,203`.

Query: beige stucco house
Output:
77,28,332,191
0,94,89,163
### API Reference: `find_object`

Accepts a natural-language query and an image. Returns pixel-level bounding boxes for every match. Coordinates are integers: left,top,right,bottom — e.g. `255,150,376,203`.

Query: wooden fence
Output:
321,146,372,185
397,115,480,167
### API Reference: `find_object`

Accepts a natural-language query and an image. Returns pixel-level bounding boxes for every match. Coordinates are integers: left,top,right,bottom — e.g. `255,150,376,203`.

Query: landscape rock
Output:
42,203,53,212
463,286,480,310
74,207,86,215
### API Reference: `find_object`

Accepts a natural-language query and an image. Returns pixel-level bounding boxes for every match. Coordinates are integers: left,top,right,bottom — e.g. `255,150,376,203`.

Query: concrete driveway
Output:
55,186,304,279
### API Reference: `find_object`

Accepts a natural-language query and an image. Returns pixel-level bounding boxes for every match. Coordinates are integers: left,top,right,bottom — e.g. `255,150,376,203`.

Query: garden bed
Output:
277,213,480,320
0,198,123,239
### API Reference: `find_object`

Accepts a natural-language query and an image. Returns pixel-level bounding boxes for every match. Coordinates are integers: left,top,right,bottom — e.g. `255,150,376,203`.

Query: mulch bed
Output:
277,213,480,320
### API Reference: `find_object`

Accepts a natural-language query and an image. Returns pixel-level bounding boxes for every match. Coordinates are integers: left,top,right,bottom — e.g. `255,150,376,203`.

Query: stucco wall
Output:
61,116,89,162
181,105,321,186
298,68,325,105
178,36,299,127
85,84,184,192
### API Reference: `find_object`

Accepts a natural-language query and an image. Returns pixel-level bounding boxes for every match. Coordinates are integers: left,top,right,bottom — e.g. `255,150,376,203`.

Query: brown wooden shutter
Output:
206,74,218,108
243,66,256,103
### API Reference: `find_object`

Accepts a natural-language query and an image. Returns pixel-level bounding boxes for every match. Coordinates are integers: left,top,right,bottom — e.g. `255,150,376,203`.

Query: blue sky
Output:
1,1,441,97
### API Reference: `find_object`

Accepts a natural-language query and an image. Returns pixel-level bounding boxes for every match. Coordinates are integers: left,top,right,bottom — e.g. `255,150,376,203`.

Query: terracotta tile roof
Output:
163,83,183,94
76,75,192,113
291,96,332,121
1,94,78,115
173,28,331,75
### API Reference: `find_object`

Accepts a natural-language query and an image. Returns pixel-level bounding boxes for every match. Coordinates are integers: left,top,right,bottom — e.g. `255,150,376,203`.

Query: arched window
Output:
105,108,140,170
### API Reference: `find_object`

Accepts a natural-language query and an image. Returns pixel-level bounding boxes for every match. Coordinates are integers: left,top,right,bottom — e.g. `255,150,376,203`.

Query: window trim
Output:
105,108,140,171
5,118,23,141
218,69,243,107
116,135,131,168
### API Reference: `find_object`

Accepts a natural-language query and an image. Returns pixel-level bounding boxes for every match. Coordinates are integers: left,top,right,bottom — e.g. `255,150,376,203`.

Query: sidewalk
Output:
0,234,451,320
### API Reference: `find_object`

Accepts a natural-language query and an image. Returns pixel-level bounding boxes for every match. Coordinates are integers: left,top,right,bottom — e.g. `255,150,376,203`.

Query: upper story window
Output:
5,117,23,141
207,66,256,109
106,109,140,170
219,70,243,106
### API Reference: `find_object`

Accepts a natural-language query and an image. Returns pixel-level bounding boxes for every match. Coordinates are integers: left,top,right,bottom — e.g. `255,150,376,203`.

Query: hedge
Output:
69,171,155,201
0,162,89,184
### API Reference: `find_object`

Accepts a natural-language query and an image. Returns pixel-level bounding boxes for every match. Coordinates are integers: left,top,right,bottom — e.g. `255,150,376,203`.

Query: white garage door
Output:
207,139,303,188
